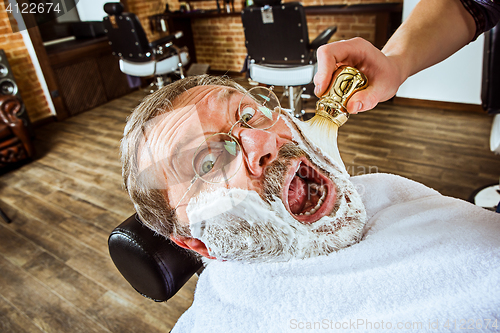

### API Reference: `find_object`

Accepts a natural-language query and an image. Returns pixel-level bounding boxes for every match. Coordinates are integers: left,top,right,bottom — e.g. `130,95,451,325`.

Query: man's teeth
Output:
297,184,327,216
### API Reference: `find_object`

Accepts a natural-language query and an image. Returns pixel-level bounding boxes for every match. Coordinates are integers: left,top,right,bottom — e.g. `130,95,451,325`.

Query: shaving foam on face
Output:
187,188,296,247
187,181,365,262
187,187,283,229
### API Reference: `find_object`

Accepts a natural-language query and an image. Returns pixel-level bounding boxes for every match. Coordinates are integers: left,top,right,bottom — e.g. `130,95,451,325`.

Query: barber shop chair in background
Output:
241,0,337,117
471,22,500,212
0,95,35,170
103,2,189,91
482,22,500,155
109,214,202,302
482,22,500,116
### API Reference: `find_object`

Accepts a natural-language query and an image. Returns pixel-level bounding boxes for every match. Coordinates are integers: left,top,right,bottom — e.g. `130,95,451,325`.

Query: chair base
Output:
283,86,305,118
468,183,500,213
147,75,173,93
491,113,500,154
249,63,316,117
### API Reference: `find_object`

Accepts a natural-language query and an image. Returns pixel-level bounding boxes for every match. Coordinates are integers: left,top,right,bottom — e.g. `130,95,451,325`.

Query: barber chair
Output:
0,95,35,169
241,0,337,117
482,22,500,154
471,22,500,210
103,3,189,90
482,22,500,115
108,214,202,302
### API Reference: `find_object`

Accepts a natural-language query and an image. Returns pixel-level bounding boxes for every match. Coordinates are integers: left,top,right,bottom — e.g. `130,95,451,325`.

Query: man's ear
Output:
171,236,216,259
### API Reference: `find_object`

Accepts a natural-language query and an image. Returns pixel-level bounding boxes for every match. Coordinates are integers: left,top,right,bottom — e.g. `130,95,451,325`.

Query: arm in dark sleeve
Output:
460,0,500,40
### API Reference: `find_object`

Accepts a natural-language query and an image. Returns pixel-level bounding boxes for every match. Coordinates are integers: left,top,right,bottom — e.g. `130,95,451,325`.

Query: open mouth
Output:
283,158,336,224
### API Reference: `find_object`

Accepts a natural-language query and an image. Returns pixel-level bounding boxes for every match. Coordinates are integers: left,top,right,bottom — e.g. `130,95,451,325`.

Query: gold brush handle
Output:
316,66,368,127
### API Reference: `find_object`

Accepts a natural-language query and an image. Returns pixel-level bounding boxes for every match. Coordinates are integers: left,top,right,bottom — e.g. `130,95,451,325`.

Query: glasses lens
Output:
238,87,281,130
192,133,242,184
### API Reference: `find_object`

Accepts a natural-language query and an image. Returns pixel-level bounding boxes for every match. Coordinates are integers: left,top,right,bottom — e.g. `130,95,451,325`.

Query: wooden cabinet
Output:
46,37,133,117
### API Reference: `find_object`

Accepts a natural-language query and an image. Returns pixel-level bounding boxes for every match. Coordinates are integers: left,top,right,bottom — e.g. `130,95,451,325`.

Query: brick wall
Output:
0,2,51,124
0,0,399,123
126,1,167,41
191,16,247,72
128,0,400,72
307,13,377,44
192,8,378,72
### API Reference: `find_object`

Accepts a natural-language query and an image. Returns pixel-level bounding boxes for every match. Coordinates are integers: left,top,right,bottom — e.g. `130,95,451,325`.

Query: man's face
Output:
138,85,366,261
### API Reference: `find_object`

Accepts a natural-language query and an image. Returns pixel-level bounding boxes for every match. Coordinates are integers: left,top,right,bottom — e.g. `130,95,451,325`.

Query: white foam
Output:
187,178,365,262
187,186,286,232
187,188,295,247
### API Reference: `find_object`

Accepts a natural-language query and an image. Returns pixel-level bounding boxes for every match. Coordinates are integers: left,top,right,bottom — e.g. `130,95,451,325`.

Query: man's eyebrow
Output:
170,132,203,167
171,87,239,165
217,88,241,124
219,87,238,99
217,88,239,110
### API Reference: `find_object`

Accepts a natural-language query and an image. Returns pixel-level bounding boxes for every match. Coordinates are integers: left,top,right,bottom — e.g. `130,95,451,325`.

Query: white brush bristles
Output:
295,115,345,172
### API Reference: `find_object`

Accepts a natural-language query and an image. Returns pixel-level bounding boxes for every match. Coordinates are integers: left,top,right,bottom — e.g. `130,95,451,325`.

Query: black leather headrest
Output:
104,2,124,15
108,214,203,302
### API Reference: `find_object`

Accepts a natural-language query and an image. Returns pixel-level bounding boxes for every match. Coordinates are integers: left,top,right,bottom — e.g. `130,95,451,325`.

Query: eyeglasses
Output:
174,86,282,210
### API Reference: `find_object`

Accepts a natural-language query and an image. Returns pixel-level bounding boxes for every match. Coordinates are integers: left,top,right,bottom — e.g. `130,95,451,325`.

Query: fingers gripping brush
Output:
296,66,368,171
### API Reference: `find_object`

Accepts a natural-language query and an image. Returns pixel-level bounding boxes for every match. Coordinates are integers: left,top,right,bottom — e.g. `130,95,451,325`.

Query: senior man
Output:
122,74,367,262
121,75,500,332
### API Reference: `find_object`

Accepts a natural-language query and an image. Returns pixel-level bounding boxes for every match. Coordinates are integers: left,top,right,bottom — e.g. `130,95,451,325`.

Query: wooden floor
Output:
0,81,499,332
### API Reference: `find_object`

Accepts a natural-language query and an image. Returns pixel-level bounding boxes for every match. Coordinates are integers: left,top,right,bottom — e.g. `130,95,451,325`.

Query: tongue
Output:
288,175,307,214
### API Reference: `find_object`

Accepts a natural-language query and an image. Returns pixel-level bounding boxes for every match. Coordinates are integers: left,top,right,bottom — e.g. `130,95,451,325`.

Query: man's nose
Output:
235,128,288,178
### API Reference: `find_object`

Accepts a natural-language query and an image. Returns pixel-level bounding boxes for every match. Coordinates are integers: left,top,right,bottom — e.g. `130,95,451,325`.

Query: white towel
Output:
172,173,500,333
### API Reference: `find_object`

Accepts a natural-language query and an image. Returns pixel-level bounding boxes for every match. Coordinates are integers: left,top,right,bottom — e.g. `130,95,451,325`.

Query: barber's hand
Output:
313,38,405,114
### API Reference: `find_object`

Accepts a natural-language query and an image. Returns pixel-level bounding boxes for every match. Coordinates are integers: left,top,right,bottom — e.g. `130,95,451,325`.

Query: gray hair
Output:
121,75,247,237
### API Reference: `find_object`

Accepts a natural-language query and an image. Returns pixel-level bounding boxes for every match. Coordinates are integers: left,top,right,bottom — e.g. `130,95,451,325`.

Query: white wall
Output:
396,0,484,105
56,0,80,23
76,0,112,21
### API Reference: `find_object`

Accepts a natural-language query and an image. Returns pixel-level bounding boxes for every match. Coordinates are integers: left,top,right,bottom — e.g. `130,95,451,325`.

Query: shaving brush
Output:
295,66,368,171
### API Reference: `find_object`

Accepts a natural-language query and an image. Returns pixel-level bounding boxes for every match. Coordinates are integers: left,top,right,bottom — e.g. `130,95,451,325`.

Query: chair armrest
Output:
149,31,184,49
108,214,203,302
0,95,22,125
309,26,337,50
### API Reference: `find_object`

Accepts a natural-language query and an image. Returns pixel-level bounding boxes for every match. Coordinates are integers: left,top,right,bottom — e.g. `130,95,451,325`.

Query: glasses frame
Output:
191,132,243,185
174,86,281,210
